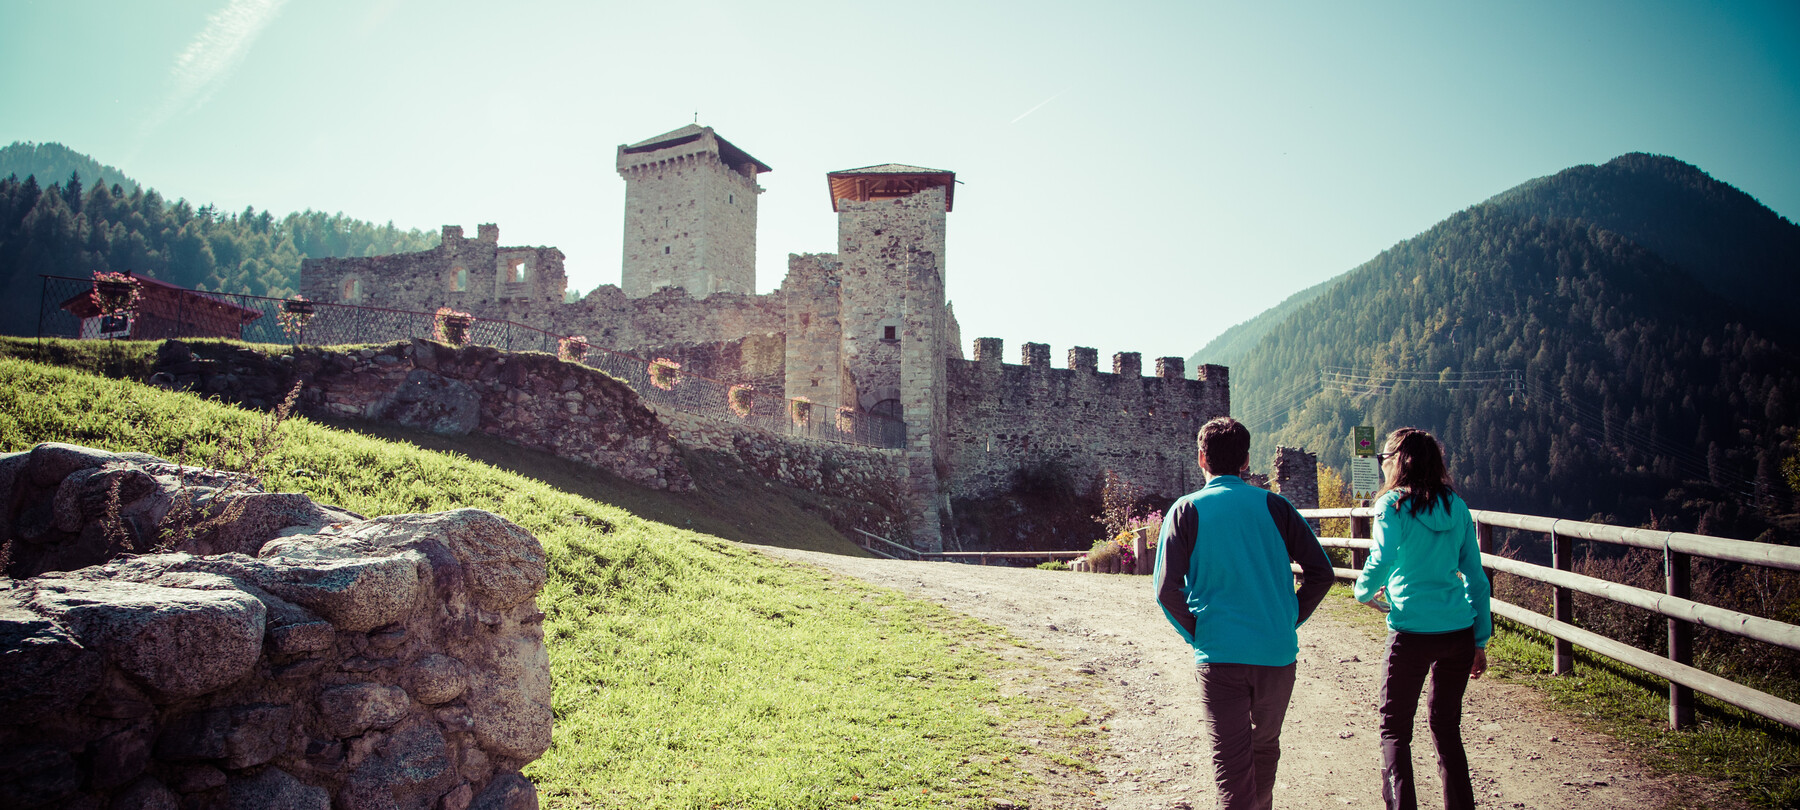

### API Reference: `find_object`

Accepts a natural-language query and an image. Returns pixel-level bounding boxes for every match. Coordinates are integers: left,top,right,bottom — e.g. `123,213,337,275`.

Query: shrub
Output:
1036,560,1067,571
557,335,589,363
432,307,474,346
727,384,753,418
648,357,681,390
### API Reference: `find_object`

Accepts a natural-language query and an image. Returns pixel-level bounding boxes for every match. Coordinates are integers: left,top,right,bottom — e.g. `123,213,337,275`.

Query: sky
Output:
4,0,1797,366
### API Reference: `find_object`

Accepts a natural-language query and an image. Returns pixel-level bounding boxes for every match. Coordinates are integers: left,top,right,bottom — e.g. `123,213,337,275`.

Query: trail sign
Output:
1351,456,1380,499
1353,426,1376,457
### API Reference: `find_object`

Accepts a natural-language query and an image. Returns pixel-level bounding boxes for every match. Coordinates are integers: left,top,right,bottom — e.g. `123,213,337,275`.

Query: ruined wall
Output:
550,285,785,362
150,340,693,492
945,338,1230,504
0,444,550,810
301,225,567,327
618,134,761,298
658,411,911,541
1271,446,1319,511
780,253,848,410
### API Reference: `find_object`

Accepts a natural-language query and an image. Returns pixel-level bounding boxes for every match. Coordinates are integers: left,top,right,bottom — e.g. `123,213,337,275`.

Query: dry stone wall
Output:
0,443,550,810
150,340,692,492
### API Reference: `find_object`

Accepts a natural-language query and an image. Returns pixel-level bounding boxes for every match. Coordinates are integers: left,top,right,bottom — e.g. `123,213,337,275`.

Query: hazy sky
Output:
4,0,1796,365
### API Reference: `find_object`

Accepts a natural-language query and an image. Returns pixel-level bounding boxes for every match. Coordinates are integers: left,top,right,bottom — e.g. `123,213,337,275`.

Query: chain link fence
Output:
34,274,904,449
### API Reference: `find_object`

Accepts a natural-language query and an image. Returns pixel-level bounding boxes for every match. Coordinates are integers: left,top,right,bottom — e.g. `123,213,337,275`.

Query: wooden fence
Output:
1299,506,1800,732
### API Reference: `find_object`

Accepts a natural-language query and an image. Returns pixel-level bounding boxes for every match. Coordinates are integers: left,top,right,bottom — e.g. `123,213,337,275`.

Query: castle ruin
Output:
302,125,1229,550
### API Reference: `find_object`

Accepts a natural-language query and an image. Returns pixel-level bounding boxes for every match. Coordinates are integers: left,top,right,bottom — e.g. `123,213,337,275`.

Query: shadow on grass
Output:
312,416,873,558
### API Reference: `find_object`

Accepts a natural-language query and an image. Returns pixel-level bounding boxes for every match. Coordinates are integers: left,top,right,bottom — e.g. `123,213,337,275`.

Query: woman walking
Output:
1354,427,1492,810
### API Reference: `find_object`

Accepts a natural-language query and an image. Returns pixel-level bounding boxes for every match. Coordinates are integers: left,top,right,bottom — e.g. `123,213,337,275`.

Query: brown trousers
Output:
1195,661,1297,810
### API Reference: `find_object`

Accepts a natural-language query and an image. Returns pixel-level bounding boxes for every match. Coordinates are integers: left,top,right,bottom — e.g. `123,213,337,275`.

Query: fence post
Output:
1666,546,1694,729
1134,526,1152,575
1552,527,1574,675
1350,504,1371,570
1477,522,1494,555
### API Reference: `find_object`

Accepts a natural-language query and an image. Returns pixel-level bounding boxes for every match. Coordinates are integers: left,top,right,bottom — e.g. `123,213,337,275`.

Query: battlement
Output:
965,338,1216,384
617,124,770,181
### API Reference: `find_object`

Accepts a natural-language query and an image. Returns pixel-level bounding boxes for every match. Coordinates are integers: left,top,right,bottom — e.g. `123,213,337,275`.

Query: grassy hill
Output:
0,350,1106,809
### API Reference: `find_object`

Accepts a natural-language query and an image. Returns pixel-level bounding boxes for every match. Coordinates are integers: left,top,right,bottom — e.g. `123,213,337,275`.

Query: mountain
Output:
0,143,439,335
0,142,141,197
1190,273,1341,369
1222,154,1800,542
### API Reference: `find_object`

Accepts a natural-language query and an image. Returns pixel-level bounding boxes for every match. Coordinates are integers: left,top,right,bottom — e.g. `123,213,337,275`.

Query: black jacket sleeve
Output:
1267,493,1334,626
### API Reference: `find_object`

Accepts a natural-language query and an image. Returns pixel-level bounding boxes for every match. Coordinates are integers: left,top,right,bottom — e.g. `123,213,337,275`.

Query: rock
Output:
110,777,179,810
40,579,265,701
404,654,468,705
25,442,115,488
92,727,153,789
0,745,80,808
0,602,103,723
227,767,330,810
465,631,552,762
469,772,537,810
256,553,421,633
271,620,337,654
319,683,412,738
223,704,295,769
169,764,228,793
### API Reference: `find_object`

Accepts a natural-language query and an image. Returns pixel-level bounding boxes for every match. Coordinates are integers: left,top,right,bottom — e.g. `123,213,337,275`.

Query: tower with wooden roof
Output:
828,164,957,551
616,125,771,298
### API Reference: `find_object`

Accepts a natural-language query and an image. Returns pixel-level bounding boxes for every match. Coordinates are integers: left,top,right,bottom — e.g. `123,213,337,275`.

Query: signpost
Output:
1351,425,1380,500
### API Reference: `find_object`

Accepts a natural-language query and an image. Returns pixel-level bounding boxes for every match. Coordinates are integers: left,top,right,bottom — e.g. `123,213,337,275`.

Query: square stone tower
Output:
617,125,770,298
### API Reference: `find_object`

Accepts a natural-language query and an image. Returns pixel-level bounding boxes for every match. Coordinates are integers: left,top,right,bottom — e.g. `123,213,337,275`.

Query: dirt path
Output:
756,547,1719,810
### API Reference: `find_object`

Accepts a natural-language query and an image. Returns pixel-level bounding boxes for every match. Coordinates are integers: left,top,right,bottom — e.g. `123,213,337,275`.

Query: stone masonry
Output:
299,126,1233,551
0,443,551,810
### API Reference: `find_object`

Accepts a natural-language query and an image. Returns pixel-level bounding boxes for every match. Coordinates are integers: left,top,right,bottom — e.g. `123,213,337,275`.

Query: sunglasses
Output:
1376,451,1398,462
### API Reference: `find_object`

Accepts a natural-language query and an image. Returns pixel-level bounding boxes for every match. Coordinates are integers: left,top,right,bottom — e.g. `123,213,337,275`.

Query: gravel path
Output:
755,547,1722,810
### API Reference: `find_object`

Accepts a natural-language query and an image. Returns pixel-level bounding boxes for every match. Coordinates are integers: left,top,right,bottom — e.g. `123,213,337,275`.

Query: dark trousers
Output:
1195,661,1296,810
1378,627,1477,810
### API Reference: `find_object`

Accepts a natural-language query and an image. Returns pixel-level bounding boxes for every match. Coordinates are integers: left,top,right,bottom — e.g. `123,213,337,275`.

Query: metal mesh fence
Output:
34,274,904,449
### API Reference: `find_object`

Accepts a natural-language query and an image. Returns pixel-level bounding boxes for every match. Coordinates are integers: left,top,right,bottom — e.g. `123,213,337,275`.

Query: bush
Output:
1036,560,1067,571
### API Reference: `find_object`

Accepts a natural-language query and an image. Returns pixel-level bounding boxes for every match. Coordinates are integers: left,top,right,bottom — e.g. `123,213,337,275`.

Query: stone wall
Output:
944,339,1231,504
150,340,693,492
1271,446,1319,510
301,225,567,326
658,411,911,541
0,443,550,810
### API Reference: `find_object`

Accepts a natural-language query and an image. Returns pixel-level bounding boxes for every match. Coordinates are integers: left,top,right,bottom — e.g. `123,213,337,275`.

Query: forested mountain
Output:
1189,273,1341,369
0,143,439,335
1224,154,1799,542
0,142,140,198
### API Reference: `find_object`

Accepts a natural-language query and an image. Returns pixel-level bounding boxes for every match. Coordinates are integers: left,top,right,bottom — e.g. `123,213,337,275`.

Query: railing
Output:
33,274,905,449
1298,505,1800,732
931,550,1089,566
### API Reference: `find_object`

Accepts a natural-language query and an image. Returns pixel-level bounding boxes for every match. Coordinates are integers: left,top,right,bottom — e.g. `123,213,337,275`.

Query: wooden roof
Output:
826,165,956,212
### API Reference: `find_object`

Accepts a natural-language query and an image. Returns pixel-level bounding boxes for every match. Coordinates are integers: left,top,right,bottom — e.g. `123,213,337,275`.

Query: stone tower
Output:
829,164,956,551
617,125,770,298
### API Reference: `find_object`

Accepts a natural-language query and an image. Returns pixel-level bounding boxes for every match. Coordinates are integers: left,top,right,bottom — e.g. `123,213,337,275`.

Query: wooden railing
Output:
1298,506,1800,732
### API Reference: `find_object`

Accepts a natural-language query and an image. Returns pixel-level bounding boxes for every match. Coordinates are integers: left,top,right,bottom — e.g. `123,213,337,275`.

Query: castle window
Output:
810,379,819,387
664,246,671,254
507,259,527,284
729,194,735,205
883,325,897,341
341,277,363,303
800,313,811,328
450,267,468,292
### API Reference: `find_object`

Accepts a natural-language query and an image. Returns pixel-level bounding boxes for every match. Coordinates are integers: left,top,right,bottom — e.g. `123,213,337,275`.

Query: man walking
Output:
1155,417,1335,810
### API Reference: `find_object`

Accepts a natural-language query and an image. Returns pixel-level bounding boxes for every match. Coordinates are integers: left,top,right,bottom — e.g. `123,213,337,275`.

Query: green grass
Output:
1486,621,1800,808
0,356,1101,809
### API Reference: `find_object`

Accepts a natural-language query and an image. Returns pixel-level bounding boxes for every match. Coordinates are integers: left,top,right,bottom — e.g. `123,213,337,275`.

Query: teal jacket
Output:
1154,475,1334,667
1353,489,1493,647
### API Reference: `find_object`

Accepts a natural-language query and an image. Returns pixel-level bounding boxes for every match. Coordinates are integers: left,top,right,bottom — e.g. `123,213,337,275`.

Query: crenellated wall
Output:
945,337,1230,504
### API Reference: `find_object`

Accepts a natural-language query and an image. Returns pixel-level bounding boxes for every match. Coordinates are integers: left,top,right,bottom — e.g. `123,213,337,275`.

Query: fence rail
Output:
1298,505,1800,732
33,274,904,449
